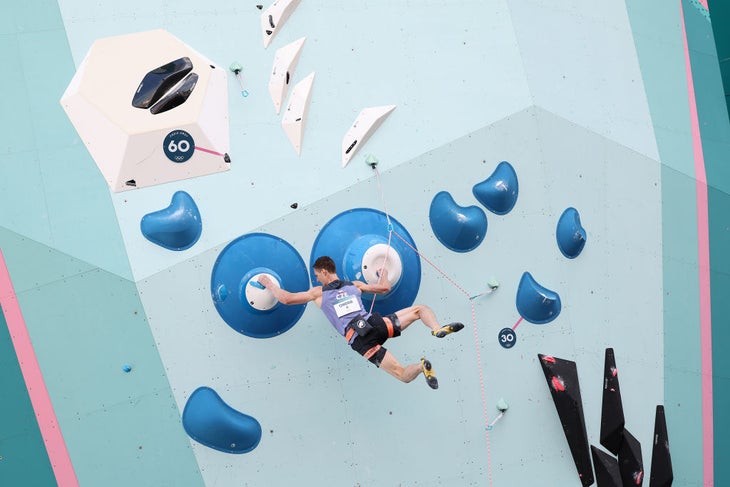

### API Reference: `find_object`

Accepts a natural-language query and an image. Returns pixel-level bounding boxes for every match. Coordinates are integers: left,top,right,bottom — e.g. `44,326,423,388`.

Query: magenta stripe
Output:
680,4,714,485
0,250,79,486
195,146,224,157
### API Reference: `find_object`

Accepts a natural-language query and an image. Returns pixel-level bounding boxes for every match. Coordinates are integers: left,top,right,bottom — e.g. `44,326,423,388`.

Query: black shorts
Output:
349,312,401,367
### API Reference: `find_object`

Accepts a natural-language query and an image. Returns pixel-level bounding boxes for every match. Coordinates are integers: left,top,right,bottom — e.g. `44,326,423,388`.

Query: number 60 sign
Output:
163,130,195,163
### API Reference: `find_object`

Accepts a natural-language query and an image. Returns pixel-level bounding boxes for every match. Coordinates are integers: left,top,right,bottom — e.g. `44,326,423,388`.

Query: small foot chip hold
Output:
487,399,508,430
365,154,379,168
421,358,438,390
432,322,464,338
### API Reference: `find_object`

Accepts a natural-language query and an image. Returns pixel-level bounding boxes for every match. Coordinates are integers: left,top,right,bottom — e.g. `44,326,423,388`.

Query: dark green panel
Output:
0,308,56,486
707,182,730,278
708,0,730,115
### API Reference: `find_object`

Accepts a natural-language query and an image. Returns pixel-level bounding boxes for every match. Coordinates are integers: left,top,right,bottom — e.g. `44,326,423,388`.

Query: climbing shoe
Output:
421,358,439,390
432,322,464,338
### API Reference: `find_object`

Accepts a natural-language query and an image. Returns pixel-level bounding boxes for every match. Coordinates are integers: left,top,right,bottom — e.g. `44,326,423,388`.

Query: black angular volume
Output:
600,348,625,455
649,405,673,487
538,354,594,486
618,429,644,486
591,445,621,487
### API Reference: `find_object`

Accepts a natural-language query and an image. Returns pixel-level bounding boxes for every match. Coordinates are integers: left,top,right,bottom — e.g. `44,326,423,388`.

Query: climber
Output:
258,255,463,389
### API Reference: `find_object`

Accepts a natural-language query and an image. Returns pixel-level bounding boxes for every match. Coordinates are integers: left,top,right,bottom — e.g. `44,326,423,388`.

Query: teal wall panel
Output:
684,1,730,483
0,0,133,281
626,1,707,482
708,190,730,484
0,227,95,293
16,269,204,487
0,308,56,487
0,34,36,156
0,227,204,487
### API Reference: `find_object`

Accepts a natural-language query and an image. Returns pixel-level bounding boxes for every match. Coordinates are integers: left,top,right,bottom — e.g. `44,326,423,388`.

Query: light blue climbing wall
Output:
0,0,724,485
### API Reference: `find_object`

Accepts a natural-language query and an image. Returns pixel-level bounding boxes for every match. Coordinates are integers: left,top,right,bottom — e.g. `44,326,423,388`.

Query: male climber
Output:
258,256,463,389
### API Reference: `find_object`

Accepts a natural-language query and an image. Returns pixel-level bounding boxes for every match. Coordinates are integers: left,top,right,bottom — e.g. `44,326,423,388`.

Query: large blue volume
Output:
211,233,309,338
310,208,421,316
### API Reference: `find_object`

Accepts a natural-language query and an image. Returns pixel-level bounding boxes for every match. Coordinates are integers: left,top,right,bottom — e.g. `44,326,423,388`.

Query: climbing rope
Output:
367,166,394,315
369,163,494,487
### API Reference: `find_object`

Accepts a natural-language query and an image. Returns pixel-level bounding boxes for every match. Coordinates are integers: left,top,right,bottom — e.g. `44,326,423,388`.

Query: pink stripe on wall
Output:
680,4,714,485
0,250,79,486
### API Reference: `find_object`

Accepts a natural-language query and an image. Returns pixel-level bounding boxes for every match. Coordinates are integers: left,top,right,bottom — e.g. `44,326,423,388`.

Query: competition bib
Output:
334,294,361,317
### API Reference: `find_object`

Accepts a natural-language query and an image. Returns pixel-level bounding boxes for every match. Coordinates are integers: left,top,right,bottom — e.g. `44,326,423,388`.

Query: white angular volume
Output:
261,0,301,48
281,72,315,155
269,37,306,114
341,105,396,167
60,29,230,193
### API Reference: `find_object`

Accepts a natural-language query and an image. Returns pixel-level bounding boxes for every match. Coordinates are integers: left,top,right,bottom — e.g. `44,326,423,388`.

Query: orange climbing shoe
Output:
432,322,464,338
421,358,439,390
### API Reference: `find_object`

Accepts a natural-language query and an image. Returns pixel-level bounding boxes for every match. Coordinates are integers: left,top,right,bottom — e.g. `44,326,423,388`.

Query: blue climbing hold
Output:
140,191,202,251
472,161,519,215
516,272,561,324
310,208,421,316
182,387,262,454
211,233,309,338
556,207,587,259
429,191,487,253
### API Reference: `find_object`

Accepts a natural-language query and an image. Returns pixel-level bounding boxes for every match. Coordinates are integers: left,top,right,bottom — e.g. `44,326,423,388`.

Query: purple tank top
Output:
320,280,370,341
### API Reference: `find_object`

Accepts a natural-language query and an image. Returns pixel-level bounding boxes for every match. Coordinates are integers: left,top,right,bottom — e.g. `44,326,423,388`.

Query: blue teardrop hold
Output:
472,161,519,215
516,272,561,324
182,386,262,454
140,191,202,251
429,191,487,253
556,207,587,259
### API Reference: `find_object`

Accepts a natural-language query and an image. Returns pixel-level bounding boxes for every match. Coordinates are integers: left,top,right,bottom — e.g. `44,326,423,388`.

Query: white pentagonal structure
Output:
269,37,306,114
60,29,230,192
282,72,315,155
261,0,302,48
341,105,396,167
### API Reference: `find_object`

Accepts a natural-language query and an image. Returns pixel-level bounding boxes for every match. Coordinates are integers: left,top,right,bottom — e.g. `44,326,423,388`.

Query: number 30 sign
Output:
498,327,517,349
